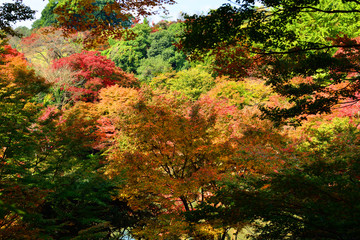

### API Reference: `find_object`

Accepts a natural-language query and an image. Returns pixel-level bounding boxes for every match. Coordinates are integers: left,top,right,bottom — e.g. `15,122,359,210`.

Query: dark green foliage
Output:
31,174,139,240
147,28,188,71
0,1,35,36
137,56,172,81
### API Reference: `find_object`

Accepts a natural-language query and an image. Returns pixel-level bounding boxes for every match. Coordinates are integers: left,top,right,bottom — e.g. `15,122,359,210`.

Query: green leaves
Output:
150,66,215,100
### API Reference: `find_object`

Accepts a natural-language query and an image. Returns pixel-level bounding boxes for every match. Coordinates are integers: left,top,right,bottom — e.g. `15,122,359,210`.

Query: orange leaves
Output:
0,45,48,119
95,87,242,237
0,45,27,78
97,85,140,119
53,0,176,48
56,102,100,149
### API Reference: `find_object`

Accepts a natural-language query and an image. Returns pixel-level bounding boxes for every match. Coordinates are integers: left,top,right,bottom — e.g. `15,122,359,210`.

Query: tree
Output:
103,20,189,77
31,171,141,239
20,27,82,66
192,117,360,240
0,42,49,239
96,86,241,238
0,1,34,36
146,23,188,71
50,51,139,104
150,65,216,100
31,0,59,29
181,0,360,124
103,21,152,73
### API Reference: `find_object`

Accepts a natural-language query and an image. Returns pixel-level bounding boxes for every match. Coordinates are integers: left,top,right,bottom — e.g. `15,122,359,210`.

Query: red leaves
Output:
20,32,39,46
212,42,260,79
52,51,139,102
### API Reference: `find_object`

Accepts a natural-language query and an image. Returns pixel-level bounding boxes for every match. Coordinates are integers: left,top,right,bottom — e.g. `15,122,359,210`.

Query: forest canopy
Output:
1,0,360,239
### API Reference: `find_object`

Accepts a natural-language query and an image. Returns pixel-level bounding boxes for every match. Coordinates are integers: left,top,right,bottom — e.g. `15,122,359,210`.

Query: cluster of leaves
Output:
0,38,143,238
150,65,216,100
4,0,360,239
50,50,139,104
181,0,360,125
104,20,190,81
19,27,82,66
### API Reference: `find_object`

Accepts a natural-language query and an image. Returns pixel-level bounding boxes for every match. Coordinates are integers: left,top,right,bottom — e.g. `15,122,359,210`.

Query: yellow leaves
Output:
193,222,224,238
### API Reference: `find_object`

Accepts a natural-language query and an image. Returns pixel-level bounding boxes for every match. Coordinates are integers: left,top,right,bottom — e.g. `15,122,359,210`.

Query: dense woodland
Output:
1,0,360,239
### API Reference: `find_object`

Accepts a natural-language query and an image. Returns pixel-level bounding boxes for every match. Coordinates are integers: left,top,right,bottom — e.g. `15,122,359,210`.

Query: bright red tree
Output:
51,51,139,103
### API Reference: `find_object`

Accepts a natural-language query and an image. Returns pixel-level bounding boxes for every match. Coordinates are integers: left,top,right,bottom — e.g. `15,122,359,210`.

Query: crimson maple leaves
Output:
49,51,139,104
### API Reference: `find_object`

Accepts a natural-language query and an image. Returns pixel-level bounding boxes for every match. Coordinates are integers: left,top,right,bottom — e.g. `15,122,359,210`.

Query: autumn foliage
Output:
95,86,241,237
3,0,360,239
51,51,139,102
0,44,49,239
53,0,176,47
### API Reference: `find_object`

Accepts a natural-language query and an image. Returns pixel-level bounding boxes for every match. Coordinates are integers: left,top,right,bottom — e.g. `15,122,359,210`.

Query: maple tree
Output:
96,86,243,238
50,50,139,104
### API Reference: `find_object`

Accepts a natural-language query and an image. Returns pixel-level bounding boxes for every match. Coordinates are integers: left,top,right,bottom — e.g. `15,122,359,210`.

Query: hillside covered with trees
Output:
1,0,360,239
